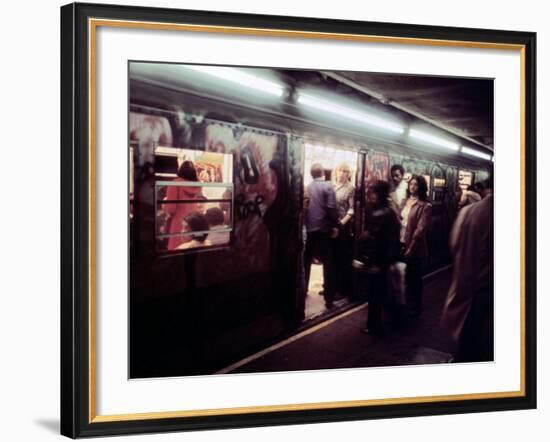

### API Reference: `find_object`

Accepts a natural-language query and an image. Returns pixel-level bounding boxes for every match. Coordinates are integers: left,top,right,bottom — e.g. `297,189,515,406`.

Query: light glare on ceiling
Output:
461,146,493,161
298,93,405,134
184,65,284,97
408,128,460,151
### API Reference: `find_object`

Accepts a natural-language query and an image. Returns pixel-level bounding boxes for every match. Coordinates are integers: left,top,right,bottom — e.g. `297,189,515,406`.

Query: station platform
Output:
218,266,456,374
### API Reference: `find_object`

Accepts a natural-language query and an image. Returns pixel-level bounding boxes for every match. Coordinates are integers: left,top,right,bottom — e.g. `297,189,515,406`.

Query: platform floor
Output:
223,267,456,374
304,263,351,320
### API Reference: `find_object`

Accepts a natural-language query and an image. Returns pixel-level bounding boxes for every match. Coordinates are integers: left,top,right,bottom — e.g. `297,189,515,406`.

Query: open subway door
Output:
301,141,361,321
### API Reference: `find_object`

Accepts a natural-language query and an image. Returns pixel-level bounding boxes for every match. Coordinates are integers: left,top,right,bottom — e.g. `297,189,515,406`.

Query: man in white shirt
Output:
389,164,407,214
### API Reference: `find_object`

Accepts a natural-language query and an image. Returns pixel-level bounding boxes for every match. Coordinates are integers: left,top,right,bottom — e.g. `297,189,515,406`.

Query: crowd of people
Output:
302,161,494,362
302,162,433,318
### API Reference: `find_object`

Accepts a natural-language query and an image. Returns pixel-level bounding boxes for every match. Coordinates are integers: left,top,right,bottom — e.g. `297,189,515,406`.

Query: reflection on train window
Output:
431,177,447,202
154,146,233,182
458,170,474,190
156,185,232,236
154,147,233,253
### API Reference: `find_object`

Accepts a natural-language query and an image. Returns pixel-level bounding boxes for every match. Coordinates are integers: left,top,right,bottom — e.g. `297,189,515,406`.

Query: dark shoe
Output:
325,301,334,309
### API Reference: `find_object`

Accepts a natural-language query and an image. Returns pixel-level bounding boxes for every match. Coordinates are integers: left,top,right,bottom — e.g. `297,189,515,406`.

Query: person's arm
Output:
339,187,355,226
340,213,352,226
405,203,432,257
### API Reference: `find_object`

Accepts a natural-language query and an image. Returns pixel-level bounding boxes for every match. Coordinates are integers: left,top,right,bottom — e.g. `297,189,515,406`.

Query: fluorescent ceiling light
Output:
184,65,284,97
408,128,460,151
298,93,405,134
461,146,493,161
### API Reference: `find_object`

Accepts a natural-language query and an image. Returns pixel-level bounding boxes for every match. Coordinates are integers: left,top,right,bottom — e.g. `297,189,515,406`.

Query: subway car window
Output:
458,169,474,189
154,147,233,253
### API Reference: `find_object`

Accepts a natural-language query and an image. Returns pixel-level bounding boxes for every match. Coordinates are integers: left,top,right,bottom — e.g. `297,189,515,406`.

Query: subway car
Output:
128,62,493,378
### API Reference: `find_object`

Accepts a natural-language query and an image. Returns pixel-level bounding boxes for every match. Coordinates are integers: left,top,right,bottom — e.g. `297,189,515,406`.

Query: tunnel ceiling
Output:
331,72,494,150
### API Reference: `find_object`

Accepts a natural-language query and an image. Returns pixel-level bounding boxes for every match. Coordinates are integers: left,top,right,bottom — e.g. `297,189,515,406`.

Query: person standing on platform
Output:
304,163,339,309
389,164,408,214
355,180,401,335
401,175,432,317
333,161,355,299
442,177,494,362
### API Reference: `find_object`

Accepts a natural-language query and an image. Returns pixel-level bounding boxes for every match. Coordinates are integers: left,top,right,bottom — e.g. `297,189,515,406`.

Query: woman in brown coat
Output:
400,175,432,316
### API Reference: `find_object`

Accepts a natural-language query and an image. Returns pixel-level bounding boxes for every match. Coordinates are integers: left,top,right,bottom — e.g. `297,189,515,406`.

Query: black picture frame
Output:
61,2,536,438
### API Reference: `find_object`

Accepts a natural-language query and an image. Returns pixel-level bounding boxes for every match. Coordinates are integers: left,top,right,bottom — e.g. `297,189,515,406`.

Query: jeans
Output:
365,270,388,331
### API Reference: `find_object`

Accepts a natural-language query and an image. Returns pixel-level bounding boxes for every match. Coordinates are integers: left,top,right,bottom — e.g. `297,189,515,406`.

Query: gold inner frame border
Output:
87,17,527,423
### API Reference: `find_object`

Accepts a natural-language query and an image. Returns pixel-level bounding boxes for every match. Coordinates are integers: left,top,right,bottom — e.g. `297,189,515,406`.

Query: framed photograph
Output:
60,2,536,438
